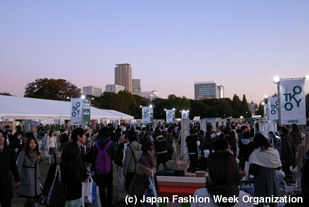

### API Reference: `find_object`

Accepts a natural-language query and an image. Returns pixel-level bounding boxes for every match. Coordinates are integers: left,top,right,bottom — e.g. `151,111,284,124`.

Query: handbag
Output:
148,171,159,207
249,163,259,175
38,165,67,207
129,173,149,199
82,174,97,204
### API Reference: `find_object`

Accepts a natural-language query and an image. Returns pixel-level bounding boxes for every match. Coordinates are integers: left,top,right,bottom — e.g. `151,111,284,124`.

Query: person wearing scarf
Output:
135,140,156,207
191,151,253,207
248,134,281,207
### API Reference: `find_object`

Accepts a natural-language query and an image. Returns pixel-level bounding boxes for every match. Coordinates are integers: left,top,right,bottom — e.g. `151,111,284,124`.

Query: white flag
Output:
71,98,82,125
166,110,175,123
268,97,279,122
279,79,306,125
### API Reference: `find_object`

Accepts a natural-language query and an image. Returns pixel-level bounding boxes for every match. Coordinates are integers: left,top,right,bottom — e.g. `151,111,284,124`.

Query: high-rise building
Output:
132,79,141,95
194,82,224,100
115,63,132,93
217,85,224,99
139,90,159,101
105,84,125,93
82,86,102,97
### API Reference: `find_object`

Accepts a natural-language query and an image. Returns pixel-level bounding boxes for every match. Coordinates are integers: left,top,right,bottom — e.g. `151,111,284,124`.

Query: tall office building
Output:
132,79,141,95
105,84,125,93
82,86,102,97
115,63,132,93
217,85,224,99
139,90,159,102
194,82,224,100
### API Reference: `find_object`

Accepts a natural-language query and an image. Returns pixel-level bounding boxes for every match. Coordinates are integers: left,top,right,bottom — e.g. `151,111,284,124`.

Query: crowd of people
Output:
0,120,308,207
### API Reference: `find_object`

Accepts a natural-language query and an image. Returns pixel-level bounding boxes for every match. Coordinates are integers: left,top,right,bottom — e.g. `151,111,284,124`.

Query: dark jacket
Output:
155,135,167,154
281,134,295,167
185,135,199,153
0,146,20,199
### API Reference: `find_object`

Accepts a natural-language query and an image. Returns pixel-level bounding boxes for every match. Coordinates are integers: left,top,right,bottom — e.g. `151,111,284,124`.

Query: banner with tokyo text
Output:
71,98,83,125
142,107,153,123
166,110,175,123
279,79,306,125
268,97,279,122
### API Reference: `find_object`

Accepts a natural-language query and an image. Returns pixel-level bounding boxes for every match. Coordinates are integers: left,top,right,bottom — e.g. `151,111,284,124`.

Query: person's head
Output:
14,131,23,139
71,128,86,147
241,125,248,132
24,132,34,143
207,151,240,186
0,130,5,146
243,131,250,139
141,139,155,157
126,130,137,142
207,125,213,132
213,138,230,152
60,129,65,134
292,124,298,131
190,128,197,135
99,127,111,138
49,130,55,137
24,137,40,157
280,127,288,136
145,131,152,138
253,134,271,151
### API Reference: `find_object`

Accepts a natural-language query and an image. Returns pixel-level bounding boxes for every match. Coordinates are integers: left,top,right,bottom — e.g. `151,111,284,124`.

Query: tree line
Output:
2,78,309,119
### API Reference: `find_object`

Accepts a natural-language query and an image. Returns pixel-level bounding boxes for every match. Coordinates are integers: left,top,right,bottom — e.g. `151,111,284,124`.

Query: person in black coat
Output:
0,129,21,207
185,128,200,173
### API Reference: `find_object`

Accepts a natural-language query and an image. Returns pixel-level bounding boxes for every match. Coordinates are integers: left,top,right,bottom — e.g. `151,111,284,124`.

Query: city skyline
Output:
1,1,309,104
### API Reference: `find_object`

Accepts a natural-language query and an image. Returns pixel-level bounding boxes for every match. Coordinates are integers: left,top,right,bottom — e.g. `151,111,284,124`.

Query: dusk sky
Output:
1,1,308,104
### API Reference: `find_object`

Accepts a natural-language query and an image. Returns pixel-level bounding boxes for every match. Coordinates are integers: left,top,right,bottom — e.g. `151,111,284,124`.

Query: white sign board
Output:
71,98,82,125
279,79,306,125
142,107,153,123
166,110,175,123
268,97,279,122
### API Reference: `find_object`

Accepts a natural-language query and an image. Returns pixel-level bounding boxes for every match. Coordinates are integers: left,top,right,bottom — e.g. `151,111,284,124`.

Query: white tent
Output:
0,95,134,123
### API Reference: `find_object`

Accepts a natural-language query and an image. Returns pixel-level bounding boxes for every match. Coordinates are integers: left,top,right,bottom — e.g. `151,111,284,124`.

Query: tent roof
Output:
0,95,134,120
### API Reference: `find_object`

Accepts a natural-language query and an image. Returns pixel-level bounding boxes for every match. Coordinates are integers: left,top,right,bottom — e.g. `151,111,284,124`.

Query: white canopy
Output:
0,95,134,121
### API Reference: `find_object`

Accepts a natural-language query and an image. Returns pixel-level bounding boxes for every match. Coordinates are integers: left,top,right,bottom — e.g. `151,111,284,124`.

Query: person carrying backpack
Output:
86,127,115,207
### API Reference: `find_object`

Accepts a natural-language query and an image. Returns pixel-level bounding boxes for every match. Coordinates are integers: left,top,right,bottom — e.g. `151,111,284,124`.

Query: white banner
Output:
264,103,269,118
181,111,189,120
166,110,175,123
71,98,82,125
268,97,279,122
142,107,153,123
279,79,306,125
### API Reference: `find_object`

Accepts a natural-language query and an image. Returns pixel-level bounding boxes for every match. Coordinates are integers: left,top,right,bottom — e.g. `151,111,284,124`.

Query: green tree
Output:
256,102,264,116
215,98,233,118
190,100,210,118
232,94,242,118
0,92,12,96
240,95,252,117
24,78,80,101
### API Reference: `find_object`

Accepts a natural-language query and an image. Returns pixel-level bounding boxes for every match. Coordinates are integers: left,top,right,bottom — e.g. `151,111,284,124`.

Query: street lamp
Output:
273,76,280,84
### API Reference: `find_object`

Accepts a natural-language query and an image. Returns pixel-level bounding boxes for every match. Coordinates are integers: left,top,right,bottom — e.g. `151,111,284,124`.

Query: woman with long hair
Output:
249,134,281,207
191,151,253,207
46,130,58,163
16,134,41,207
